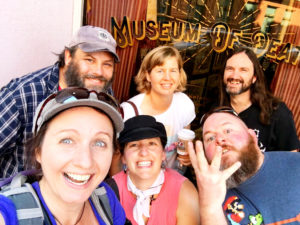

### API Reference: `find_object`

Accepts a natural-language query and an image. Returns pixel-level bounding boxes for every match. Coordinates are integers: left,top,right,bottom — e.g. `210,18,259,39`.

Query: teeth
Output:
161,84,172,88
222,149,228,154
65,173,91,185
137,161,151,167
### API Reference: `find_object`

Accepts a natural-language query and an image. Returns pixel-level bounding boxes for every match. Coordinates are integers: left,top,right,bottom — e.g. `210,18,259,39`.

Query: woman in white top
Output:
115,46,195,175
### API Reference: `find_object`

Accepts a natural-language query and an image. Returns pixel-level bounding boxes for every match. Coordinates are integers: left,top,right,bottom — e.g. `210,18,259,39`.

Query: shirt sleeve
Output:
0,194,18,225
179,93,196,127
273,103,300,151
0,87,21,155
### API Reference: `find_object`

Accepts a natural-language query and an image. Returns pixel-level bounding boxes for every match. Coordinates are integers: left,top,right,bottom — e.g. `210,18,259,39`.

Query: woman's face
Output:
36,107,114,205
122,137,165,189
146,56,180,96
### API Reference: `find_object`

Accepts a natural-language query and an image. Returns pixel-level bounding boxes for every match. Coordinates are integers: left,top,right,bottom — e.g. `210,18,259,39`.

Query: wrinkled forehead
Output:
203,112,247,133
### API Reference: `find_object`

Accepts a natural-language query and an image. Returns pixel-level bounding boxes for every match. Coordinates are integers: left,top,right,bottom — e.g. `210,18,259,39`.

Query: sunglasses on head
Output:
34,87,120,133
199,106,238,127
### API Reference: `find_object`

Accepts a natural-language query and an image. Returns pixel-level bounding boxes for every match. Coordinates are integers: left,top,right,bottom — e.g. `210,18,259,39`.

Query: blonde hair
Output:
135,46,187,93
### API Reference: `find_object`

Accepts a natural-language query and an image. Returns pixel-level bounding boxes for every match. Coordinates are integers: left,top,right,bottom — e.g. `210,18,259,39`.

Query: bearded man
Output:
218,46,299,152
0,26,119,179
188,107,300,225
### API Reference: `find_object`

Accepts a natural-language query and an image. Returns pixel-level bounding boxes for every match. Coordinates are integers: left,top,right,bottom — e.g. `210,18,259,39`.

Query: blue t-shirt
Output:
223,152,300,225
0,181,126,225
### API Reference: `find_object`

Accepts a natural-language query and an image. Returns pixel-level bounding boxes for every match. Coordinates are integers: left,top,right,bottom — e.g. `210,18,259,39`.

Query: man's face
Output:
223,52,256,96
202,113,259,188
64,48,115,92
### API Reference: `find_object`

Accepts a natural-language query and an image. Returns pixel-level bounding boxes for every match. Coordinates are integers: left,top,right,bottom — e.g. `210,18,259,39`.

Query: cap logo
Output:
98,31,109,42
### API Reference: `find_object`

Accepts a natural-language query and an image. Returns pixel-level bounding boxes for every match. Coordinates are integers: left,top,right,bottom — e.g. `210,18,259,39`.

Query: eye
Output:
127,143,138,149
103,62,114,67
205,135,215,143
94,140,106,148
85,58,94,63
60,138,73,144
224,128,232,134
149,141,157,146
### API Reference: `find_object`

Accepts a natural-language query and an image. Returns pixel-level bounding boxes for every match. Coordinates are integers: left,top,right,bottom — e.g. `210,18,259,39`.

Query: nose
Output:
93,63,104,76
163,71,171,80
139,144,149,156
73,146,93,169
215,133,226,145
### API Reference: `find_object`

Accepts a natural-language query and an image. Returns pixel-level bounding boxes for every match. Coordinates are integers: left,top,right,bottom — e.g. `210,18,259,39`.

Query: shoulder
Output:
174,92,193,103
1,64,58,92
176,179,200,225
1,64,58,100
0,194,18,225
165,168,186,184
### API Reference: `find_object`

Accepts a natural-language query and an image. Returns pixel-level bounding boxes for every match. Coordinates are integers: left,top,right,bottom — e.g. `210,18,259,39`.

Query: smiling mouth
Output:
227,78,242,85
137,161,152,167
64,173,91,185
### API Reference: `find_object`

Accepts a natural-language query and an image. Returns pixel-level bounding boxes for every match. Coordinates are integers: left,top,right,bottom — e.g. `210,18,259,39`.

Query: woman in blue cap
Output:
0,87,126,225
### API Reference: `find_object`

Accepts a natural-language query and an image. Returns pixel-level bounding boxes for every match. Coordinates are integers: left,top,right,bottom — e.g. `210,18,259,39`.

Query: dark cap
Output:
118,115,167,147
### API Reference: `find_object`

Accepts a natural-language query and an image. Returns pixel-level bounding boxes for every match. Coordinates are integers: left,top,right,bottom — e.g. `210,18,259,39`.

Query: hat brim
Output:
79,43,120,62
118,127,165,144
35,98,123,134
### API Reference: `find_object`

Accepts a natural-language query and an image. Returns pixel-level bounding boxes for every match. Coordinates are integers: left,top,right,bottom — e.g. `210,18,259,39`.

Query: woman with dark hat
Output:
113,115,200,225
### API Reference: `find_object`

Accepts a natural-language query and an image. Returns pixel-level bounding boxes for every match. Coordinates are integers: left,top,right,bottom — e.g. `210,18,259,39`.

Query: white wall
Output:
0,0,83,87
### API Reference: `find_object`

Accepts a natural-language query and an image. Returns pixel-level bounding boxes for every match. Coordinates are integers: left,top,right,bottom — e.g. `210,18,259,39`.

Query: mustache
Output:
83,75,108,82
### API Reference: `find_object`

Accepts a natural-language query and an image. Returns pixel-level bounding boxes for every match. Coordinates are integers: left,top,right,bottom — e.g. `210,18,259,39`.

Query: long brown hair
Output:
219,46,281,125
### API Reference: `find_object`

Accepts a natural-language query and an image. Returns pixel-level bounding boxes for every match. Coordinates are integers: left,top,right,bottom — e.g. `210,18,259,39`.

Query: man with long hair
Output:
219,46,299,152
0,26,120,179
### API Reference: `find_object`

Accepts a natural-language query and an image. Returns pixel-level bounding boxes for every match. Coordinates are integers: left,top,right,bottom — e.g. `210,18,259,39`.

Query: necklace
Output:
53,202,86,225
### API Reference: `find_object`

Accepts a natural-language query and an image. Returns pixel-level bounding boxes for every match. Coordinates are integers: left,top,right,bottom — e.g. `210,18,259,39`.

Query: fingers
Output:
210,146,222,170
223,161,241,180
187,141,198,170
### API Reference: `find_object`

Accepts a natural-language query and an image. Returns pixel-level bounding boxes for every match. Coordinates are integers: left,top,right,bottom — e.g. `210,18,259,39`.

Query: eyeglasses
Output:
199,106,238,126
34,87,120,133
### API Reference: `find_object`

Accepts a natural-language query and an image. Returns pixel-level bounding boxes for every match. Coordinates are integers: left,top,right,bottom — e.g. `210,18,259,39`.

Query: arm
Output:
187,141,241,225
0,88,20,154
176,179,200,225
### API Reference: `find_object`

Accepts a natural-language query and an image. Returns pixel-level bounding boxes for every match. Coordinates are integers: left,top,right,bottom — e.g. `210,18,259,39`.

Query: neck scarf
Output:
127,169,165,225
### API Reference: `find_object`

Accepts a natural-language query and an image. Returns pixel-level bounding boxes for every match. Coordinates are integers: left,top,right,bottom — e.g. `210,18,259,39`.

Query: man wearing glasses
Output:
218,46,299,152
0,26,120,179
189,107,300,225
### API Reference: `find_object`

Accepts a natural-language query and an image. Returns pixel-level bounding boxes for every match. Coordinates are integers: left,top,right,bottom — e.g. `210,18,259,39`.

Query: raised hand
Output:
187,140,241,225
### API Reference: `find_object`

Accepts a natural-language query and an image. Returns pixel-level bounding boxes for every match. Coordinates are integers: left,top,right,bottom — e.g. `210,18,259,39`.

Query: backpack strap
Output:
91,186,113,225
0,174,44,225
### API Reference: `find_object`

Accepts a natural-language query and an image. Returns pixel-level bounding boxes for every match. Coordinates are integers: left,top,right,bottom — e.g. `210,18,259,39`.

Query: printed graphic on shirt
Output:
224,196,245,224
224,196,265,225
253,129,266,152
248,213,263,225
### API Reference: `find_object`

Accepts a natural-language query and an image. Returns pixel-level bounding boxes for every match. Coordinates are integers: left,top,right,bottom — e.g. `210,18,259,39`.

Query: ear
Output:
121,155,126,165
35,147,42,164
162,150,166,161
252,75,257,84
64,49,72,67
146,72,151,82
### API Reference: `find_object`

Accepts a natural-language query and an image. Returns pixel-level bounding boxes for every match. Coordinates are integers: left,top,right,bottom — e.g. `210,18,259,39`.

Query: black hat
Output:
118,115,167,147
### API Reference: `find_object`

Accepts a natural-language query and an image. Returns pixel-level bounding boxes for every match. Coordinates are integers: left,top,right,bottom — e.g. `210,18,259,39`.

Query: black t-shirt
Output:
239,102,299,151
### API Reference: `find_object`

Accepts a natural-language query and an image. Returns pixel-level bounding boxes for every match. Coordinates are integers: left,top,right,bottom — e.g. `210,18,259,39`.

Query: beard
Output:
220,135,259,189
225,78,252,96
64,60,113,93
